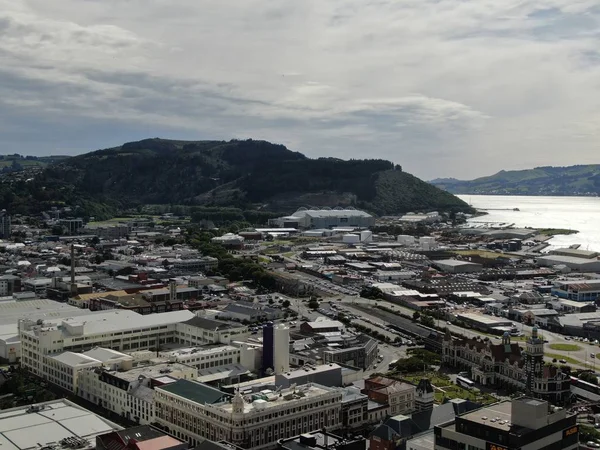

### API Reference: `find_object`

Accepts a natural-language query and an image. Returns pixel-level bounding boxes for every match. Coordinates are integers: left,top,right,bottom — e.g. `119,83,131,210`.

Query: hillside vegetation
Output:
0,138,469,219
431,165,600,196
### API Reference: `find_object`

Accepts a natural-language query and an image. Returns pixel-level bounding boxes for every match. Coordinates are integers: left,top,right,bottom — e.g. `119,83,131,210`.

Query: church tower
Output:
415,378,434,412
524,326,544,394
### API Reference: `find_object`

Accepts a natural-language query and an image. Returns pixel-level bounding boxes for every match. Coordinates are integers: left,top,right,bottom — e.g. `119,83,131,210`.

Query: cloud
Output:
0,0,600,178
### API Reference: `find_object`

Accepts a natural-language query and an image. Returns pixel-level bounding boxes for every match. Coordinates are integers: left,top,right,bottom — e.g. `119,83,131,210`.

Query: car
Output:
592,354,596,359
587,442,600,448
559,359,567,364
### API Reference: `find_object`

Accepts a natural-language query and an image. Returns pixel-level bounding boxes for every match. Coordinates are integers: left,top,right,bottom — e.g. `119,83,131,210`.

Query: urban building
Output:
278,431,366,450
0,298,98,362
159,345,242,370
78,359,198,424
433,260,483,274
19,310,196,377
434,397,578,450
96,425,188,450
154,380,342,450
175,316,250,346
0,399,121,450
290,334,378,370
442,328,571,404
537,255,600,272
362,377,416,417
275,364,343,388
0,274,21,296
59,218,84,235
263,322,290,375
270,207,375,230
340,386,369,430
220,302,283,322
47,348,133,392
551,279,600,302
0,209,10,239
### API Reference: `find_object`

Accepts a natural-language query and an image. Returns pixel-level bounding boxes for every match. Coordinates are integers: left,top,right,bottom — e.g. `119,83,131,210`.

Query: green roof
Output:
158,379,230,404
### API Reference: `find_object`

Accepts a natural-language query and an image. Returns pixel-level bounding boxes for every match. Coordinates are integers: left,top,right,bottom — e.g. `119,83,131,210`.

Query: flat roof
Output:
219,383,339,414
161,345,238,358
458,313,513,325
0,399,120,450
434,259,482,267
108,362,195,382
459,401,512,430
25,310,195,338
157,379,230,405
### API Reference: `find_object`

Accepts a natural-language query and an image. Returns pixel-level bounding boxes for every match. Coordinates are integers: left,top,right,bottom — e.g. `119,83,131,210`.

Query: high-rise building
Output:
262,322,289,374
0,210,11,239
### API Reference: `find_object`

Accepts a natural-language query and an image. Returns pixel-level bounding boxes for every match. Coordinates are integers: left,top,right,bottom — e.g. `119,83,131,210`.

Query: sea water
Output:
457,195,600,252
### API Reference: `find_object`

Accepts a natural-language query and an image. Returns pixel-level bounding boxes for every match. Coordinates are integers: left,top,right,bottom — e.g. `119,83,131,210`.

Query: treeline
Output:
189,207,281,225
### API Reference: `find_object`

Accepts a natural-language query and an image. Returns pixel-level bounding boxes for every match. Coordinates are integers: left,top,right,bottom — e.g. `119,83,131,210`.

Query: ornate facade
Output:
442,327,571,405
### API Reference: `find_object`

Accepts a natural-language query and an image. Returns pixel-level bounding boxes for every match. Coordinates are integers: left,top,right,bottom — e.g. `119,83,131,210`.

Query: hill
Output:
430,165,600,196
0,138,469,219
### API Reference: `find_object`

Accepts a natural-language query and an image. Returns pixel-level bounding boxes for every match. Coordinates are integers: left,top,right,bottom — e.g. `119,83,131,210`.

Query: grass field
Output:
545,352,591,367
549,343,581,352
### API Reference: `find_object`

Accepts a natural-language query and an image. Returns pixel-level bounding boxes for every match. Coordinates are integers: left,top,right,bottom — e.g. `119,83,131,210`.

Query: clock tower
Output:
524,326,544,394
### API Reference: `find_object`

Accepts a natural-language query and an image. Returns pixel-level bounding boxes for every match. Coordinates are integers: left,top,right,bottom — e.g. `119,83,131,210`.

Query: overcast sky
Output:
2,0,600,179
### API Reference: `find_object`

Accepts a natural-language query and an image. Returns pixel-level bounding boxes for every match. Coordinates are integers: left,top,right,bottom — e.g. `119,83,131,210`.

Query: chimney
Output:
169,279,176,302
70,244,78,295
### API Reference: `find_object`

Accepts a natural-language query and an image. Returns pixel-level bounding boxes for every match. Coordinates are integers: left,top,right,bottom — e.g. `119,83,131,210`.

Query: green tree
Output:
579,371,598,384
413,311,421,321
420,314,435,328
282,300,290,308
308,298,320,310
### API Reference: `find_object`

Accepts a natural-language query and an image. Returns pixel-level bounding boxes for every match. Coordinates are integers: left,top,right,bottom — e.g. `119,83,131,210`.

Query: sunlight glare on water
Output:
458,195,600,252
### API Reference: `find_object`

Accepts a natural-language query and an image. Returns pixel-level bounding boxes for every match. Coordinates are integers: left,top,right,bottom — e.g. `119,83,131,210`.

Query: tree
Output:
282,300,290,308
420,314,435,328
579,371,597,384
413,311,421,321
308,298,320,310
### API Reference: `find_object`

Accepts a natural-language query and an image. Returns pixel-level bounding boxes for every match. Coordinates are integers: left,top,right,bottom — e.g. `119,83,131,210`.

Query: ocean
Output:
457,195,600,252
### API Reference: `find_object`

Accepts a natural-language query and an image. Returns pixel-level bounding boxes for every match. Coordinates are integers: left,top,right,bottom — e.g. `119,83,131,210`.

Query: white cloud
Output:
0,0,599,177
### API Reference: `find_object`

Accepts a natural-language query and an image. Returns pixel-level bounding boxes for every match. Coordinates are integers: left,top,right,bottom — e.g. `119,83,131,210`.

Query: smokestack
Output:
70,244,77,295
169,279,176,302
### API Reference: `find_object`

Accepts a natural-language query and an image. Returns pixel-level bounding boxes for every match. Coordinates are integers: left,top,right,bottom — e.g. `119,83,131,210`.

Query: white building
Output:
0,399,122,450
0,298,97,363
270,207,375,230
419,236,437,251
19,309,195,376
175,316,251,345
78,359,197,425
273,323,290,375
397,235,416,245
154,380,342,449
159,345,241,370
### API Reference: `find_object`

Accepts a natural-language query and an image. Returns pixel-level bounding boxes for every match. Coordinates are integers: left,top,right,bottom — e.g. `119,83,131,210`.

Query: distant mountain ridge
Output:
430,165,600,196
0,138,469,219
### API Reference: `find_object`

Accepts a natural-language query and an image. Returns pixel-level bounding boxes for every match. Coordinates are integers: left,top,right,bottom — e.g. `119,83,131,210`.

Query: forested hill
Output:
430,165,600,196
0,138,469,218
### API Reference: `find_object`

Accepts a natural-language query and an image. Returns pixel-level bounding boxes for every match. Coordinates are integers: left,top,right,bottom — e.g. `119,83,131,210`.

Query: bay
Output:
457,195,600,252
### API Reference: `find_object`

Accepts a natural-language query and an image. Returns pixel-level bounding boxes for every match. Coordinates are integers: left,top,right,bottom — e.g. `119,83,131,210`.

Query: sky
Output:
2,0,600,180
